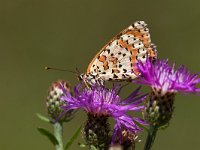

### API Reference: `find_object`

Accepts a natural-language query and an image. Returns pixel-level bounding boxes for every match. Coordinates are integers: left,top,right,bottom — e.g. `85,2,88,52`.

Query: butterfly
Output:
79,21,157,86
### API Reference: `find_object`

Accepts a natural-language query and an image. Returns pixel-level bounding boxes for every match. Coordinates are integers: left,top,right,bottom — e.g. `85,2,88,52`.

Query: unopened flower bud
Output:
46,80,73,121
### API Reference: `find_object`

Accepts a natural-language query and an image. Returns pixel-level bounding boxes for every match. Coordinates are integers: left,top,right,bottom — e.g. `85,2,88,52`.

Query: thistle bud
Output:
46,80,73,122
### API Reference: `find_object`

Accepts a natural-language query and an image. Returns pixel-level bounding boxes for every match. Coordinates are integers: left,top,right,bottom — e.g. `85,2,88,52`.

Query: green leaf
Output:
37,127,58,145
36,113,51,123
64,126,82,150
133,120,149,132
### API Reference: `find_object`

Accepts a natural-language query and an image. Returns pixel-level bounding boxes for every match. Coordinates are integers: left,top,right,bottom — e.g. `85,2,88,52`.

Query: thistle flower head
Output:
136,59,200,95
135,59,200,126
60,83,147,145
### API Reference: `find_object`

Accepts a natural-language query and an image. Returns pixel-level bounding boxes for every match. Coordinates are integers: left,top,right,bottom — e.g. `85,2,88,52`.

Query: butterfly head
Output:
77,73,85,82
77,73,104,87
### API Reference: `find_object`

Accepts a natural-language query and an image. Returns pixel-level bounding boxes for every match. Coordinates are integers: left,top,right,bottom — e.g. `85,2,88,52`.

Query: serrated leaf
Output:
36,113,50,123
37,127,58,145
64,126,82,150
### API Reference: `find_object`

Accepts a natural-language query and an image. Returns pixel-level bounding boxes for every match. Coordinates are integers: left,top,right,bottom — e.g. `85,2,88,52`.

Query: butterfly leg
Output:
83,76,90,89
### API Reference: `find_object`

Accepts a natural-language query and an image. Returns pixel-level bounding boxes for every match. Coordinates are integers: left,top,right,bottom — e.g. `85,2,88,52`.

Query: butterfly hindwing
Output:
86,21,157,82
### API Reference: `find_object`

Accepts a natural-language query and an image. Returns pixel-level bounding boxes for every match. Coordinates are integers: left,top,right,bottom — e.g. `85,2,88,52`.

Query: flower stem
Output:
53,122,64,150
144,125,158,150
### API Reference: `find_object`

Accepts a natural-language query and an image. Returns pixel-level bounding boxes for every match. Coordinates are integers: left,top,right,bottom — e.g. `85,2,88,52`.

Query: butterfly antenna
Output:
75,67,81,74
45,66,77,74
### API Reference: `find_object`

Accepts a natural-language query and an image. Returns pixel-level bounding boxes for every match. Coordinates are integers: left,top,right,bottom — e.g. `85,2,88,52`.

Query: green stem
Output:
53,122,64,150
144,125,158,150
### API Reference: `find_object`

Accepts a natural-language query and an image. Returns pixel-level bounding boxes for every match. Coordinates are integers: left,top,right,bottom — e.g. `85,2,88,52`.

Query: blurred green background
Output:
1,0,200,149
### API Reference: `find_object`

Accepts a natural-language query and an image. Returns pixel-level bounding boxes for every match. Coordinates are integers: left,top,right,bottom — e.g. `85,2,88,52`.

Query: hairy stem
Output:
53,122,64,150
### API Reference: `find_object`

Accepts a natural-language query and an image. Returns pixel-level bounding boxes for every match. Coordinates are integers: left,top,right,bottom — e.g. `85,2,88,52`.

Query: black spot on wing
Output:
113,74,118,78
117,33,122,39
108,78,112,81
123,69,127,73
122,74,126,78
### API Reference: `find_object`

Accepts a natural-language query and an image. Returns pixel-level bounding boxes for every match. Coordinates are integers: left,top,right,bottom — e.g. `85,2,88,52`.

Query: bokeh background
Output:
1,0,200,149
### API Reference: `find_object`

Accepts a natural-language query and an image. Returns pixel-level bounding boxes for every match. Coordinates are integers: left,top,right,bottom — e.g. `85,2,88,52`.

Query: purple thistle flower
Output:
60,83,147,147
136,59,200,95
135,58,200,127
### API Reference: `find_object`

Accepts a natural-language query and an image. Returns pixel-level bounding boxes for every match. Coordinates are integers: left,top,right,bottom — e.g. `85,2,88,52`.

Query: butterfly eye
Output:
77,74,84,81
